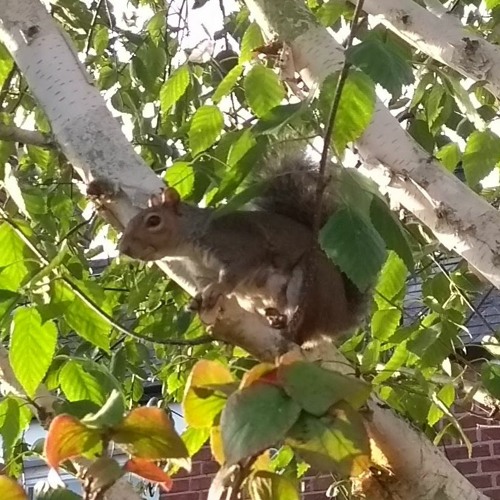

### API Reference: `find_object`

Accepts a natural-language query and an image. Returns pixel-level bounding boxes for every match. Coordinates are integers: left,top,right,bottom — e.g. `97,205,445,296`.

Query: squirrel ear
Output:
161,187,180,209
148,193,163,208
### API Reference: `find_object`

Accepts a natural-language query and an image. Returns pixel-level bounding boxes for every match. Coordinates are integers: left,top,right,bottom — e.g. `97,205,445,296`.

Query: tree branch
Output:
0,123,53,147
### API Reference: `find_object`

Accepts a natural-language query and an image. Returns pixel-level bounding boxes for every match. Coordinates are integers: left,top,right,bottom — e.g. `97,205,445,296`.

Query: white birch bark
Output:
353,0,500,100
246,0,500,289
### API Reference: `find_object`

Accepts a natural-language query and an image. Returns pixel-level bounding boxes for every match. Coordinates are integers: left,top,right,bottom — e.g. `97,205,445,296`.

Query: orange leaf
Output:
0,476,28,500
124,458,173,492
240,363,277,389
44,414,102,468
112,407,188,460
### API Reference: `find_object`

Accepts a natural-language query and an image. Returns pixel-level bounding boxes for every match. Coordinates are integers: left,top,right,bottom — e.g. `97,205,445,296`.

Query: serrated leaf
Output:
372,342,409,384
370,197,413,271
0,222,36,292
59,360,108,405
374,251,407,310
111,407,188,459
320,206,386,292
248,471,299,500
320,71,375,155
436,142,461,172
124,458,173,492
213,64,243,103
9,307,57,398
44,414,102,468
371,309,402,342
52,281,110,351
160,65,190,114
240,22,264,63
0,475,27,500
244,65,285,118
347,33,414,96
182,360,236,428
221,383,301,465
463,130,500,186
146,10,166,46
164,162,194,198
286,404,371,476
279,362,371,415
189,105,224,156
360,340,381,372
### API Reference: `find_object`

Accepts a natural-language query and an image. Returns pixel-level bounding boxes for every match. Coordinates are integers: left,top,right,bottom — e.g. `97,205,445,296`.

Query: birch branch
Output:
352,0,500,100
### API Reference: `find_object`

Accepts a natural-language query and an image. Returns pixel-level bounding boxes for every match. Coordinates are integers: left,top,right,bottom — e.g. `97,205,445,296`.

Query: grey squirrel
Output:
118,152,369,345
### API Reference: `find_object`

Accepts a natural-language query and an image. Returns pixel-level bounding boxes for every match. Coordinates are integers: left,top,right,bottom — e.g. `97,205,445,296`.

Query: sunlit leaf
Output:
0,476,27,500
189,105,224,156
244,65,285,118
124,458,173,492
248,471,299,500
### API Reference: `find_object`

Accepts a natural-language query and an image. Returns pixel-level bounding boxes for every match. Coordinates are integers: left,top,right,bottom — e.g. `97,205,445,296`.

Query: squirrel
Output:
118,151,370,345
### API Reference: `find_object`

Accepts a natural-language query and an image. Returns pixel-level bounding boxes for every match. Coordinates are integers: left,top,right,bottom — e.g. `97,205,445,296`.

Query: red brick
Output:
467,474,493,488
465,428,480,442
495,474,500,487
481,427,500,441
455,460,478,474
174,462,202,478
190,476,213,491
446,446,469,460
194,447,213,461
201,460,220,474
460,415,485,429
170,478,190,492
482,459,500,473
482,488,500,500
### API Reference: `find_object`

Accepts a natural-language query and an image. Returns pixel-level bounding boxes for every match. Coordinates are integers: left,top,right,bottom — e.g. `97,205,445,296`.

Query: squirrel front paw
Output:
187,283,229,325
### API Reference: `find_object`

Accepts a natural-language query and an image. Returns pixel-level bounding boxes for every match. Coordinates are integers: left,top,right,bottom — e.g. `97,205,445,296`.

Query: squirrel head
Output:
118,187,183,261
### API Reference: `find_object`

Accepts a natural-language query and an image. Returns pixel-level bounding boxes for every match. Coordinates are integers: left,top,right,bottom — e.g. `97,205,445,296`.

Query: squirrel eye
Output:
145,214,162,229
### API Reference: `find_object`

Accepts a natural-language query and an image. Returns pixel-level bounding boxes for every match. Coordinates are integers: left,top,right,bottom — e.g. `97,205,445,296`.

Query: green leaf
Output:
360,340,381,372
374,251,407,310
436,142,461,172
316,0,346,27
0,222,36,292
82,390,126,429
160,65,190,114
370,197,413,271
189,105,224,156
9,307,57,398
213,64,243,104
111,407,188,459
93,25,109,55
372,342,409,384
240,22,264,63
248,471,299,500
0,43,14,88
279,362,371,415
462,130,500,186
286,404,371,476
59,360,109,405
182,426,210,457
164,162,194,198
320,206,386,292
347,33,414,96
146,10,167,46
253,102,305,136
486,0,500,9
482,362,500,399
320,71,375,155
52,281,110,351
221,383,301,465
244,65,285,118
371,308,401,341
